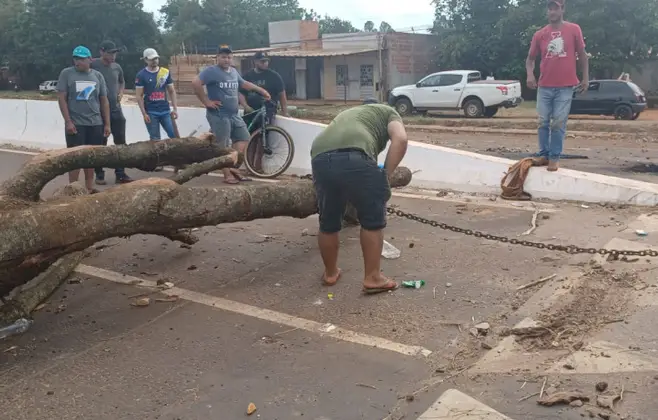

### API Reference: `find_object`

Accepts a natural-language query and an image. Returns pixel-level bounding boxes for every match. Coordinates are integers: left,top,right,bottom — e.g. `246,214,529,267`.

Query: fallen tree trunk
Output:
0,136,412,298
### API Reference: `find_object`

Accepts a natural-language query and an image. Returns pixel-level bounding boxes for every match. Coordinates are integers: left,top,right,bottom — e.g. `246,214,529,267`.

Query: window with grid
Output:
360,65,373,87
336,65,348,86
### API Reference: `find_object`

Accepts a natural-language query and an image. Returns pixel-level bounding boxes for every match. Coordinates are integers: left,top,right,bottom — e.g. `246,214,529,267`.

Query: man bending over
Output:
310,102,408,295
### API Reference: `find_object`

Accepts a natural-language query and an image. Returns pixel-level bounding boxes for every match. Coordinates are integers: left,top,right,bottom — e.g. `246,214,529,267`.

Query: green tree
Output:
364,21,376,32
8,0,161,87
303,10,360,35
432,0,658,81
379,21,394,33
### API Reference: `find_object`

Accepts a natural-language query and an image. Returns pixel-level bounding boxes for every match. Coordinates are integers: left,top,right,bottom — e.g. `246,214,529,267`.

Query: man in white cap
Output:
135,48,179,166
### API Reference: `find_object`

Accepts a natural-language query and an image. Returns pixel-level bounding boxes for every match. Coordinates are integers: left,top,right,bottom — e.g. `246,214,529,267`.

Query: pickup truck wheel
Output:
463,99,484,118
614,104,633,120
484,107,499,118
394,98,412,116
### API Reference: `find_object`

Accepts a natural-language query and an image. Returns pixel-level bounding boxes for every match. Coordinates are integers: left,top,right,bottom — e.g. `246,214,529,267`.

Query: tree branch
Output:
0,136,233,201
169,151,241,184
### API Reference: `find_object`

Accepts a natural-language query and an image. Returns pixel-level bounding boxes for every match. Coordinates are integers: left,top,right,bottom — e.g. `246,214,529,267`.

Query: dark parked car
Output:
571,80,647,120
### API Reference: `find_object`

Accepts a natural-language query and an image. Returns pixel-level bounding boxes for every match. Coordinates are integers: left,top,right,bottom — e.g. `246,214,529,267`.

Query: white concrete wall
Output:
2,99,658,206
322,33,379,50
0,99,211,150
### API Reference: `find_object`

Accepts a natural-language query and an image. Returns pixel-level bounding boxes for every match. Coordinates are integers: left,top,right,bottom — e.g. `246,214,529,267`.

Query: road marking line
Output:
417,389,514,419
74,264,433,358
0,147,39,156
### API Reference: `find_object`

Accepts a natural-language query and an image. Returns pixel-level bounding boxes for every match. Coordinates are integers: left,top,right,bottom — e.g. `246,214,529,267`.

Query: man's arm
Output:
526,33,539,89
277,73,288,115
117,64,125,101
135,87,147,117
241,80,270,100
191,74,219,108
383,119,408,177
56,70,73,126
166,72,178,115
575,25,589,91
98,74,110,130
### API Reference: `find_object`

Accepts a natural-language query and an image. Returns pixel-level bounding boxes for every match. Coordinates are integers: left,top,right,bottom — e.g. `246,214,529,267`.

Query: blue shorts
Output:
206,112,250,148
311,148,391,233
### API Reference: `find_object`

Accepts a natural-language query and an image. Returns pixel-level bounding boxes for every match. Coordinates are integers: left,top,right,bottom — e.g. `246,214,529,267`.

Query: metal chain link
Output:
297,173,658,258
386,207,658,257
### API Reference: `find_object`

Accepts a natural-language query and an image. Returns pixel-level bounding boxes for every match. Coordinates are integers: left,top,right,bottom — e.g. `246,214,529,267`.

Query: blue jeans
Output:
145,111,176,140
536,87,574,161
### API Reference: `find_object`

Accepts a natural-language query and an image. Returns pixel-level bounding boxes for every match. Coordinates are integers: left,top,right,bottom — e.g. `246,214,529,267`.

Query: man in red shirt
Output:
526,0,589,171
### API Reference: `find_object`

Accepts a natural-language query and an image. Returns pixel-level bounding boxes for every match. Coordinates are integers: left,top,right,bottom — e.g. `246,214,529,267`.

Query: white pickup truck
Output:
39,80,58,94
388,70,523,118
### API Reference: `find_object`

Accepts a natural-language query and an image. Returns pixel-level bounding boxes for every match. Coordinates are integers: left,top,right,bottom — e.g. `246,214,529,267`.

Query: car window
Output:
419,75,441,87
438,74,463,86
628,82,644,96
600,81,631,95
467,72,481,83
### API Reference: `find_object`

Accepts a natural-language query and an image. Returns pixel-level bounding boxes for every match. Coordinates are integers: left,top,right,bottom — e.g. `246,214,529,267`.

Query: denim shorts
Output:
311,148,391,233
206,111,250,148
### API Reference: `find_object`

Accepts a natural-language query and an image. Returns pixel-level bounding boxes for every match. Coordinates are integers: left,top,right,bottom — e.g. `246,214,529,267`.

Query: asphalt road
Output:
1,149,657,420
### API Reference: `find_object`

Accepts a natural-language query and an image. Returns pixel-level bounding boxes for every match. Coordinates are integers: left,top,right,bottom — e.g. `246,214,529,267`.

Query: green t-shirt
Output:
310,104,402,159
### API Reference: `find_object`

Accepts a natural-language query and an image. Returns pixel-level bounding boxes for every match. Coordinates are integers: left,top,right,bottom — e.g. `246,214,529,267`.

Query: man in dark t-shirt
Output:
239,52,288,130
91,40,133,184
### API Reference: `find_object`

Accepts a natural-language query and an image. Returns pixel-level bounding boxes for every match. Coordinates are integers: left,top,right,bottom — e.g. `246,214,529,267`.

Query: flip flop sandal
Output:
235,175,253,182
321,269,342,286
362,281,399,295
223,178,240,185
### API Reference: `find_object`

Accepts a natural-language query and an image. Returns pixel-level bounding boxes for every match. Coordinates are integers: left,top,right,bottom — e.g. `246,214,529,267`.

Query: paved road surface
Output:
1,150,657,419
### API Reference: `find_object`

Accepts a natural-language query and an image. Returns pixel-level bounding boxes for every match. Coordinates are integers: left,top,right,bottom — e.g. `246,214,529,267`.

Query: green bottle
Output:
402,280,425,289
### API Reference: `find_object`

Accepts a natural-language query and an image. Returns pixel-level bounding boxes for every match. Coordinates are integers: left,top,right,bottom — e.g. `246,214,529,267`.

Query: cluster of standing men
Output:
56,42,290,191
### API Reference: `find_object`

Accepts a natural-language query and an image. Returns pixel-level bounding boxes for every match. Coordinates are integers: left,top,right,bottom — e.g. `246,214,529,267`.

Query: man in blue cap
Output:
57,45,110,194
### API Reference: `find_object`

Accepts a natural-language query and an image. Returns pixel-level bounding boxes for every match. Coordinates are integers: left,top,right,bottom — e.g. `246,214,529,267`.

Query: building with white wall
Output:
229,20,437,102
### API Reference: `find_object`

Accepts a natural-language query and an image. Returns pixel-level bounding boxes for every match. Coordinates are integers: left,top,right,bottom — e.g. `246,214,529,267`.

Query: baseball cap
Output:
100,40,119,53
142,48,159,60
253,51,270,61
547,0,564,6
218,44,233,54
72,45,92,59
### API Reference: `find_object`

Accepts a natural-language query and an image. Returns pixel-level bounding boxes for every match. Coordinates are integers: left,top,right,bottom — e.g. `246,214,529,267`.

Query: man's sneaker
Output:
116,175,134,184
95,178,107,186
154,166,164,172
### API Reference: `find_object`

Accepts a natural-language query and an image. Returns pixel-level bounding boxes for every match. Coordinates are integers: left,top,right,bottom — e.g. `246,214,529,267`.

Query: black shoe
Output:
116,175,134,184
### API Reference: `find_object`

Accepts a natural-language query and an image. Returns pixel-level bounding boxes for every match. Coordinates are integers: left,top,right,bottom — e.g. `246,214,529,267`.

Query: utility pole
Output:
377,31,383,103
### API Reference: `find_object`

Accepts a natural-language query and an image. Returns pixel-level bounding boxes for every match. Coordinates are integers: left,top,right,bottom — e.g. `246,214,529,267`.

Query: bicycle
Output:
243,101,295,178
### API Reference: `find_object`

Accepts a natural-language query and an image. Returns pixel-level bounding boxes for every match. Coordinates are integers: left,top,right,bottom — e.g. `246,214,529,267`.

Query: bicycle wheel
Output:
244,125,295,178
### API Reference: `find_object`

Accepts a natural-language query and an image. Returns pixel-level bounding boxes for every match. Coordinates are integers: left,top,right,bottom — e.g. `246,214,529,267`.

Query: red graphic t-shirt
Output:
528,22,586,88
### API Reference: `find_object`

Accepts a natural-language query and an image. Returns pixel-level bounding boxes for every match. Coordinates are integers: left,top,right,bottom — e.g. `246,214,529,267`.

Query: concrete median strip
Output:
74,264,433,358
416,389,514,419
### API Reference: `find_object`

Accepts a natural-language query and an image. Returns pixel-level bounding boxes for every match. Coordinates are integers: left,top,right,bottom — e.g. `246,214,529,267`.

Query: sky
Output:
142,0,435,33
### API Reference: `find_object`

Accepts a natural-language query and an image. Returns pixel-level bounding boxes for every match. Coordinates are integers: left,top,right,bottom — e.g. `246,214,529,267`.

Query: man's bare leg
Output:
318,231,341,285
69,169,80,183
360,228,395,289
230,140,250,179
83,168,95,191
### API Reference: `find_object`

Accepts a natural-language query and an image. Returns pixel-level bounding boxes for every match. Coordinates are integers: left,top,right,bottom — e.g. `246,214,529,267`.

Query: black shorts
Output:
311,149,391,233
65,125,105,148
